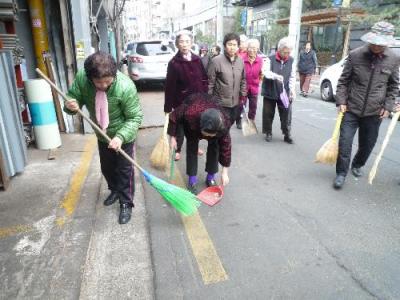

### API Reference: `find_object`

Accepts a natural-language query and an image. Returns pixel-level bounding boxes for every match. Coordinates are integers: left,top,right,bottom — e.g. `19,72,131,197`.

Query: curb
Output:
79,150,154,300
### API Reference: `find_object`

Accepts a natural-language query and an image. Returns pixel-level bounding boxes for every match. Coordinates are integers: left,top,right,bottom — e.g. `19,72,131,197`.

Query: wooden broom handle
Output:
163,113,169,136
35,68,145,173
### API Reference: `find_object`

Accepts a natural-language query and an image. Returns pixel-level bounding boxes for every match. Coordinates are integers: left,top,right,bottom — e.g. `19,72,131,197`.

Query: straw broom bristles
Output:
241,105,258,136
150,114,170,170
368,111,400,184
315,112,344,165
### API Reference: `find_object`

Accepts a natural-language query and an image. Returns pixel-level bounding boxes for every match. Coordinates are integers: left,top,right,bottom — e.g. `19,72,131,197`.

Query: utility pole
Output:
288,0,303,70
216,0,223,46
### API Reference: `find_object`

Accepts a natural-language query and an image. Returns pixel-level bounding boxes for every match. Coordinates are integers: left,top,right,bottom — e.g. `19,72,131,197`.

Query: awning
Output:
276,8,366,26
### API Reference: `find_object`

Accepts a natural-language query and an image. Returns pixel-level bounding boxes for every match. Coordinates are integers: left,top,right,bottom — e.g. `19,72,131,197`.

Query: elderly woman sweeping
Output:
235,38,263,129
64,51,143,224
164,30,208,161
168,93,231,195
261,37,296,144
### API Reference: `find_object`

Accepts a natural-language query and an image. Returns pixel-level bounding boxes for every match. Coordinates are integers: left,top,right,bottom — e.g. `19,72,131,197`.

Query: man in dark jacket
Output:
298,41,318,97
208,33,247,127
168,93,231,194
333,21,400,189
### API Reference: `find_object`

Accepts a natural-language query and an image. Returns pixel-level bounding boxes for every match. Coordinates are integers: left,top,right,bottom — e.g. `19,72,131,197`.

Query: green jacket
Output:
65,70,143,144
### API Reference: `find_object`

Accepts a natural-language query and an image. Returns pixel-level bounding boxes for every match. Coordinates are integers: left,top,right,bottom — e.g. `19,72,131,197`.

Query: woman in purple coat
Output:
164,30,208,161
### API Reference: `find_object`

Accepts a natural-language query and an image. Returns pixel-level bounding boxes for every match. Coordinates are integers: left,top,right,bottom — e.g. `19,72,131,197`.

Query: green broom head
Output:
142,170,200,216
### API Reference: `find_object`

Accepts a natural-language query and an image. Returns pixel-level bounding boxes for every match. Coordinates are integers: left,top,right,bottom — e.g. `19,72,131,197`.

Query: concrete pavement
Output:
0,133,154,299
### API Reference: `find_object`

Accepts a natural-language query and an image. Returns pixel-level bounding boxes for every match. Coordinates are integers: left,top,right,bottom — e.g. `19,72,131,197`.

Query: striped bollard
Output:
24,79,62,149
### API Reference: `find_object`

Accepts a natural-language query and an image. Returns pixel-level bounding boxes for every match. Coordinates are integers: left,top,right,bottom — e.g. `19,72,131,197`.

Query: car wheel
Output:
320,80,334,102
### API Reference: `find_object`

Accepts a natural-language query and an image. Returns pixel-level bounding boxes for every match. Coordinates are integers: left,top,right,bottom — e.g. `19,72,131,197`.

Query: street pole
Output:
330,7,341,65
216,0,223,46
288,0,303,70
245,0,248,35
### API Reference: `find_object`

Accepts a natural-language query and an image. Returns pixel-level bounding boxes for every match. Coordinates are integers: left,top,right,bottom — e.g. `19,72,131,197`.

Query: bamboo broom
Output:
36,68,200,216
150,113,170,170
368,111,400,184
241,104,258,136
315,112,344,165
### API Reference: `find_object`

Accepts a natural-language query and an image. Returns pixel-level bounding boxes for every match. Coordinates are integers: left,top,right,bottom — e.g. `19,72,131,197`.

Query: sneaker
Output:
119,203,132,224
284,135,294,144
351,167,363,178
333,175,346,189
265,133,272,142
103,191,119,206
187,183,198,195
206,179,218,187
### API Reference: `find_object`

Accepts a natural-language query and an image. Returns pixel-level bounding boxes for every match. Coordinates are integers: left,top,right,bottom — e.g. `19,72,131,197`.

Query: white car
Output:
319,43,400,102
127,40,176,84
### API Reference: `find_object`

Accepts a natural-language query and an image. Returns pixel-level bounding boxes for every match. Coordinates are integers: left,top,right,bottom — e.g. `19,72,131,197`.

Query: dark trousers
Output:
222,105,240,127
336,112,382,176
299,73,313,94
262,98,292,135
98,141,135,206
186,137,219,176
236,94,258,121
176,121,184,153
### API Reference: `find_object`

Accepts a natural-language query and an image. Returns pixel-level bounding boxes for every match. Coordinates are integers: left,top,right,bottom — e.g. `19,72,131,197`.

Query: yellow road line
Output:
0,224,33,239
60,135,97,217
173,167,228,285
0,135,97,238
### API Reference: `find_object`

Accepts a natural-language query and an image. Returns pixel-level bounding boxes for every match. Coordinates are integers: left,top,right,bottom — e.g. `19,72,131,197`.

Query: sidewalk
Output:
0,133,154,299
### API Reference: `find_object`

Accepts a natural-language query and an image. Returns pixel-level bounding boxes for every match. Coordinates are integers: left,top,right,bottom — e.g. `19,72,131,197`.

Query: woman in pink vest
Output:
236,39,263,129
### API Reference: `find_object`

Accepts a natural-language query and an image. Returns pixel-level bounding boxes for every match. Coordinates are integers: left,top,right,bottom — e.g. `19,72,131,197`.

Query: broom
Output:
315,112,344,165
241,104,258,136
150,114,170,170
36,68,200,216
368,111,400,184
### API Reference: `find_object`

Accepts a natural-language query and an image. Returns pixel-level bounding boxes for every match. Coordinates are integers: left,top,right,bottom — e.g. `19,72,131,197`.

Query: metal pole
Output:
216,0,223,46
288,0,303,70
245,0,248,35
330,7,341,65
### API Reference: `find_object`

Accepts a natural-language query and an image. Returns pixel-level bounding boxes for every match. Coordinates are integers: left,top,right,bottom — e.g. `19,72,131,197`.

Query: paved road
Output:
138,88,400,300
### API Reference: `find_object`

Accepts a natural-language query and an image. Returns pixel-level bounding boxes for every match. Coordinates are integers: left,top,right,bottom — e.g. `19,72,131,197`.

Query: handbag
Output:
279,82,290,109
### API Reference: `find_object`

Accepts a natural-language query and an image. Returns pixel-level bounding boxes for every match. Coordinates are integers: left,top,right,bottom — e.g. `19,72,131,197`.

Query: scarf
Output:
95,90,109,130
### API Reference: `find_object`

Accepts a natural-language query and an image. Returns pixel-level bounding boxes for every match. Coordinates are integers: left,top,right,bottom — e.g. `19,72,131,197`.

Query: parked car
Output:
126,40,176,84
319,42,400,102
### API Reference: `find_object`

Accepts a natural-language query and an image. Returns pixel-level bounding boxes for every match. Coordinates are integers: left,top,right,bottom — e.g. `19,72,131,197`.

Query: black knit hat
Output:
200,108,223,134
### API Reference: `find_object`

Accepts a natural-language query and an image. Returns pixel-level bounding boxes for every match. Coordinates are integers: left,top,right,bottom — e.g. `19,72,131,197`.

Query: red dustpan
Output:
197,185,224,206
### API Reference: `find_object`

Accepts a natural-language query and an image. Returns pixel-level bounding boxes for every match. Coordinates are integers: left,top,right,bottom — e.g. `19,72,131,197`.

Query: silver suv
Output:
126,40,176,84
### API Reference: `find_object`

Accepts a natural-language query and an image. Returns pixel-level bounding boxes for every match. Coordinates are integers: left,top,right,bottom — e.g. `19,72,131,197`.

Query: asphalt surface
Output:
138,87,400,299
1,84,399,299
